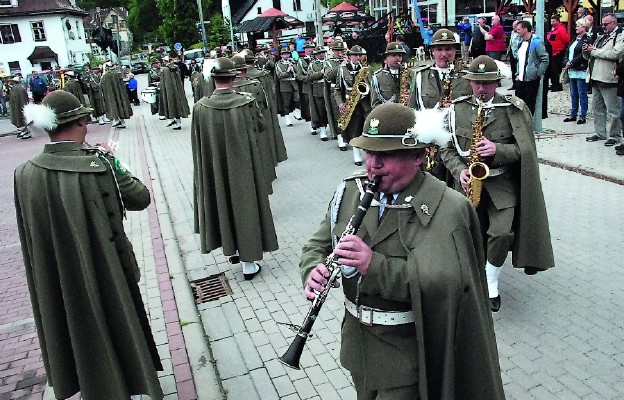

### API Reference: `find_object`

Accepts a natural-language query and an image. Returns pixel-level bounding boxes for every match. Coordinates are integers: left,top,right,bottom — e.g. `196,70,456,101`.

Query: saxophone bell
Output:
356,80,370,96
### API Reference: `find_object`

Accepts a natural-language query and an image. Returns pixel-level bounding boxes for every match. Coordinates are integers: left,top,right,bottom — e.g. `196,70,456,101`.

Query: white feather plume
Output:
23,103,58,130
413,108,453,146
494,60,512,79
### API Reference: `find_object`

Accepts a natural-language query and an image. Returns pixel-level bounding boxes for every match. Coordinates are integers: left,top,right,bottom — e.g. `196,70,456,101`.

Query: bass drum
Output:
140,86,159,104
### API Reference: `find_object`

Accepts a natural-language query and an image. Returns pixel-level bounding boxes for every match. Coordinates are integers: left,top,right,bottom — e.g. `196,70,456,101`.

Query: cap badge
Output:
368,118,380,134
90,161,100,168
478,63,486,72
441,32,448,40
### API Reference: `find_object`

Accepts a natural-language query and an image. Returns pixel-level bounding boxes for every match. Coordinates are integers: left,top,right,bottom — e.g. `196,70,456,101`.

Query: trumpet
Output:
279,175,382,370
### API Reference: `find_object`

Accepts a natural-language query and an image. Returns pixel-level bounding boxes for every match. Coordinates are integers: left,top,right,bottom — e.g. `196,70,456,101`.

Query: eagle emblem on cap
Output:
478,63,486,72
442,32,448,39
368,118,380,134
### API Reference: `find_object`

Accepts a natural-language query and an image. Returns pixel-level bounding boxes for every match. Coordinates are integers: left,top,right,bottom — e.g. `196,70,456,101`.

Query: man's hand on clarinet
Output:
304,264,338,300
334,234,373,276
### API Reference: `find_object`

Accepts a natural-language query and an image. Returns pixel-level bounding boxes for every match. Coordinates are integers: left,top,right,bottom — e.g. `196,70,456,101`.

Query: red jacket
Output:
547,24,570,55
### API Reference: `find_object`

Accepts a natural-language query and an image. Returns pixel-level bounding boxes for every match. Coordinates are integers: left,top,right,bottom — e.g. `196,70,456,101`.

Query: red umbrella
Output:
323,2,373,27
237,8,304,52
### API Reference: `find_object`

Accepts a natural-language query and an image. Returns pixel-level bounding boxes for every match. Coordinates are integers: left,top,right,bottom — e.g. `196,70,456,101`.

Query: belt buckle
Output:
358,306,374,326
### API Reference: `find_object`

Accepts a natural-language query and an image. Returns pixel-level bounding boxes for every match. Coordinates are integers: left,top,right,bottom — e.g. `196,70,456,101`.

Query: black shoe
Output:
354,161,362,166
166,120,176,127
172,126,181,130
20,133,32,139
321,137,328,142
311,130,317,135
524,267,538,275
605,138,619,146
339,146,347,152
586,134,604,142
563,116,576,122
490,295,501,312
228,255,240,264
243,264,261,281
616,144,624,155
577,119,586,125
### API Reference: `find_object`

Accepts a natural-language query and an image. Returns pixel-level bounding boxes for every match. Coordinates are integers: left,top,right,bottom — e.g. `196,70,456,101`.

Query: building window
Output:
31,21,46,41
8,61,20,74
257,7,261,14
75,21,82,39
0,24,21,44
293,0,302,11
0,0,11,5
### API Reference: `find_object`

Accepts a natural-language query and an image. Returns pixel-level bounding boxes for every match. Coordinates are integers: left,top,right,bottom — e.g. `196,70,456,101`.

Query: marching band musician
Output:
300,102,505,400
147,59,163,117
370,42,409,108
439,56,554,312
334,45,371,165
255,44,275,73
408,28,472,110
306,46,330,141
295,42,316,128
100,62,133,129
324,40,348,143
275,47,299,127
83,65,110,124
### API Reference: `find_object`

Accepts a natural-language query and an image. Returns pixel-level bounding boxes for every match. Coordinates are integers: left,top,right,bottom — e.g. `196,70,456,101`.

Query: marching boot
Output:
166,119,176,127
102,115,112,123
242,261,262,281
117,118,126,129
337,134,347,151
311,125,317,135
98,116,105,125
172,118,182,130
353,147,363,166
111,118,121,127
284,114,293,127
319,126,328,141
485,262,502,312
158,114,166,120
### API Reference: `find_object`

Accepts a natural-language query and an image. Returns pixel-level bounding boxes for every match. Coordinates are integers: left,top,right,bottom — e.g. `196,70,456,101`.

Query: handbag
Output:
559,68,570,85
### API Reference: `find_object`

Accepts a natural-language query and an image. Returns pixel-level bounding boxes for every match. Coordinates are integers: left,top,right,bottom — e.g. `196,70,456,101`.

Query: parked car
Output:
131,61,148,74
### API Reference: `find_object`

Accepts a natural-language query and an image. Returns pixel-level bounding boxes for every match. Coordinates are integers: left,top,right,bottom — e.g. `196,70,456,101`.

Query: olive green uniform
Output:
63,78,86,106
294,56,312,121
323,56,342,138
407,65,472,110
306,59,329,130
333,63,372,141
275,59,298,116
370,66,409,108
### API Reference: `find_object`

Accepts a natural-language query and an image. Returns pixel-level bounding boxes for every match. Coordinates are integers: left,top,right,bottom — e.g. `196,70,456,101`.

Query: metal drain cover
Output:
190,273,232,304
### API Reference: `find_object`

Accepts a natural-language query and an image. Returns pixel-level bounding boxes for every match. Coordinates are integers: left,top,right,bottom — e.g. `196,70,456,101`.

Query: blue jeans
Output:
569,78,588,119
0,95,6,116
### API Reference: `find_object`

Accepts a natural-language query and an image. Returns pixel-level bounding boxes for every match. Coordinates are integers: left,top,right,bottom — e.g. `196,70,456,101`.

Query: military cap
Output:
430,28,459,47
312,46,327,55
280,47,291,54
210,57,237,77
347,45,366,55
168,50,179,59
330,40,347,51
256,44,270,52
231,54,247,70
239,48,256,61
24,90,93,130
384,41,406,55
350,103,451,152
462,55,503,81
304,42,316,48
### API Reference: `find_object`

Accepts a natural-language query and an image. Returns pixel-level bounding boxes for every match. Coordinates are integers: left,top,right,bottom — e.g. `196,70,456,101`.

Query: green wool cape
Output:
160,63,190,119
192,88,278,262
14,142,163,400
9,83,27,128
100,70,133,119
63,78,86,106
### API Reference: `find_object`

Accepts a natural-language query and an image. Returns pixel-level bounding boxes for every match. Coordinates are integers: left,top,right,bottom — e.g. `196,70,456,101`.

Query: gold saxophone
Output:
465,100,490,207
398,62,412,106
337,62,371,131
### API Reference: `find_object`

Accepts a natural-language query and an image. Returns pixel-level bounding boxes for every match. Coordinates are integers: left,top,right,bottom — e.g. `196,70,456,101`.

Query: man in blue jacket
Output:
513,20,549,115
29,70,48,104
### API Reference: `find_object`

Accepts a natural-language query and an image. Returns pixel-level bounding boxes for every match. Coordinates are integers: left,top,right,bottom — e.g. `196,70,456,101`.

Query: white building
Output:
233,0,329,45
0,0,90,76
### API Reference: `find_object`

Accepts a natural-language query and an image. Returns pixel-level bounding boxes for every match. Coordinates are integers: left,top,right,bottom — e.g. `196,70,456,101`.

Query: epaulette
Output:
344,169,368,181
237,91,254,101
374,67,384,74
503,94,525,110
452,94,472,104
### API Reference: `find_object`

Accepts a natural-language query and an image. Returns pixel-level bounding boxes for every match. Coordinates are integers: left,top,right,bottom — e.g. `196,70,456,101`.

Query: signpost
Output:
174,42,183,53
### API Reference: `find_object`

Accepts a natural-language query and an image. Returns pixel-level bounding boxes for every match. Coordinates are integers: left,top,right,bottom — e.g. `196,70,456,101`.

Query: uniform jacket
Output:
160,63,191,119
334,63,372,140
63,78,86,106
9,83,27,127
585,26,624,84
192,89,278,261
371,66,411,107
84,71,106,117
100,70,133,119
300,172,505,399
14,142,163,400
408,65,472,110
191,70,205,102
441,94,555,271
275,60,298,92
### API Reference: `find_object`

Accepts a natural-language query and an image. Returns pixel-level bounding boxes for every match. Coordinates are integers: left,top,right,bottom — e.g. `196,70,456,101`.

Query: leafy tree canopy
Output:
76,0,127,10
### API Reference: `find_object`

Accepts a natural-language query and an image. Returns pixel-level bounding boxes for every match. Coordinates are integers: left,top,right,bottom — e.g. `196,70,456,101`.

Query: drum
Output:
140,86,158,104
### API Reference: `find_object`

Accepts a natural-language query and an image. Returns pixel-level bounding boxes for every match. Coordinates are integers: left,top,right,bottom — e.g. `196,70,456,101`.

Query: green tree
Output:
156,0,211,49
76,0,127,10
206,14,230,49
127,0,162,45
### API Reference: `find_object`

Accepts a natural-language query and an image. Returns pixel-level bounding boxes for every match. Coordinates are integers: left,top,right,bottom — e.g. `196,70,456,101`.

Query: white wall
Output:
0,13,91,75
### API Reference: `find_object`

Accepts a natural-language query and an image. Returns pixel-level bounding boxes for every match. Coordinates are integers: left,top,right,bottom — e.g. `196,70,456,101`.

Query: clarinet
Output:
279,175,382,370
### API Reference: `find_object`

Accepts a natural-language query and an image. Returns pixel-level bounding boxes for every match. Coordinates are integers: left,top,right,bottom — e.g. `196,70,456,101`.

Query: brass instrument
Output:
279,176,382,370
398,62,412,106
465,101,490,207
337,62,371,131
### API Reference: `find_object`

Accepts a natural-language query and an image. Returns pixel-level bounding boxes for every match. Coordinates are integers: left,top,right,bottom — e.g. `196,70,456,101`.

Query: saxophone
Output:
337,62,371,131
465,100,490,208
398,62,412,106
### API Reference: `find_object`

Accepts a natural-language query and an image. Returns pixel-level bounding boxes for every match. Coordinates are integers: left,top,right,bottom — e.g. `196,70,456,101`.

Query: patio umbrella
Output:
236,7,304,51
322,2,373,27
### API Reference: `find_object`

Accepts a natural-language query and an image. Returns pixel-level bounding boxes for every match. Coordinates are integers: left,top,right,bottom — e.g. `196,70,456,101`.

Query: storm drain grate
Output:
190,273,233,304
